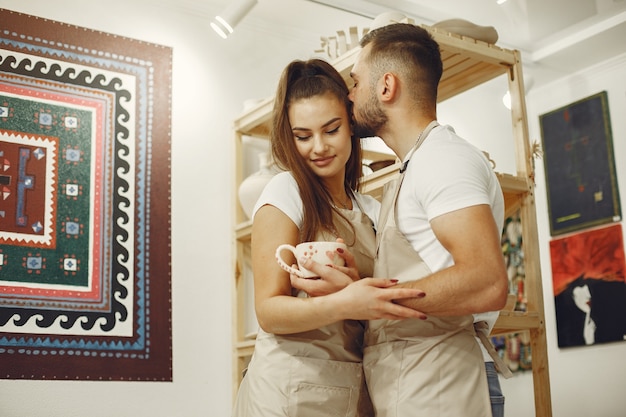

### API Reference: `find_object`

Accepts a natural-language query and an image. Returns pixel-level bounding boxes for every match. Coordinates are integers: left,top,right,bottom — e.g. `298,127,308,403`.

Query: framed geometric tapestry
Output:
0,8,172,381
539,91,622,236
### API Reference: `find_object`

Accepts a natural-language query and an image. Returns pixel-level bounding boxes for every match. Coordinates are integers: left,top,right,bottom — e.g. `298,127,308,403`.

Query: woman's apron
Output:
363,122,492,417
232,202,376,417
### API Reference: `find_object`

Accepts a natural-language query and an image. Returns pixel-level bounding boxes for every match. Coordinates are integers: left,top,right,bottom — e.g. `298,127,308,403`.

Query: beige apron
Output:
233,202,376,417
363,122,492,417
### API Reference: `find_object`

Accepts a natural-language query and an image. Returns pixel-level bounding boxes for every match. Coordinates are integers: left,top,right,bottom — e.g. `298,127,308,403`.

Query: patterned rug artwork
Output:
0,8,172,381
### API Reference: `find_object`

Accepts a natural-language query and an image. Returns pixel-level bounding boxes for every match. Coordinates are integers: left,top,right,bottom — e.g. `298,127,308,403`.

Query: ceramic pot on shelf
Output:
238,152,279,220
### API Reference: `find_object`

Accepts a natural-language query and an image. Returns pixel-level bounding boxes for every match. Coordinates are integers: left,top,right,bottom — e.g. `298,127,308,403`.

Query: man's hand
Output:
333,278,428,321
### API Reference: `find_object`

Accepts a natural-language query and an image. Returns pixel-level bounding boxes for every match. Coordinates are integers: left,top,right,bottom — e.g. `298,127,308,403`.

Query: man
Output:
296,23,509,416
352,22,509,417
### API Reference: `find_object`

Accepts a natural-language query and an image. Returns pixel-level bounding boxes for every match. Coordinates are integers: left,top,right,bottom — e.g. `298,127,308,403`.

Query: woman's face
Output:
288,92,352,185
573,284,592,313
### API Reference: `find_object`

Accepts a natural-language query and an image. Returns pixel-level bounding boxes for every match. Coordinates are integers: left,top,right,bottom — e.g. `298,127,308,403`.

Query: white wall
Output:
0,0,312,416
0,1,624,416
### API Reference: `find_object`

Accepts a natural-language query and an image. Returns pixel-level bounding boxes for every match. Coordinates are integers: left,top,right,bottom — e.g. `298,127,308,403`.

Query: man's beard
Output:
352,94,387,138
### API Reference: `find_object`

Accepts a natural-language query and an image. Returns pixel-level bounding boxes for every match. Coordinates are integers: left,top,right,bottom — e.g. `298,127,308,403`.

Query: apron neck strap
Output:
376,121,439,250
400,120,439,174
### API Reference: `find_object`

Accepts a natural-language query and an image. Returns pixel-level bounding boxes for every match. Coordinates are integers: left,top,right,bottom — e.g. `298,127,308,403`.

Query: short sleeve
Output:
252,172,304,228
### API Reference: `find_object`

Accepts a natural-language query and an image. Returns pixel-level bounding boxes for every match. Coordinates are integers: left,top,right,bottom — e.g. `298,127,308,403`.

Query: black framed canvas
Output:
539,91,621,236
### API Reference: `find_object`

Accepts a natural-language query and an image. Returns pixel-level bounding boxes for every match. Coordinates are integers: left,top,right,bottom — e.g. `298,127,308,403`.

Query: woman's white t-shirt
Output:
253,171,380,231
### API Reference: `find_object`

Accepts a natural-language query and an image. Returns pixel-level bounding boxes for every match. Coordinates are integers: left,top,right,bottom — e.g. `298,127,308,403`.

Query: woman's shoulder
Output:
263,171,297,193
253,171,303,223
269,170,296,184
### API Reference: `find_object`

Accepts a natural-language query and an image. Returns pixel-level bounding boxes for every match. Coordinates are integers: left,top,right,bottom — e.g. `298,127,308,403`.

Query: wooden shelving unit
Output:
231,24,552,416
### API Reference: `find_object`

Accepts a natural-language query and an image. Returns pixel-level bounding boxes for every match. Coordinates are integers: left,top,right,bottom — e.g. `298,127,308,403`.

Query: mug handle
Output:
275,244,305,277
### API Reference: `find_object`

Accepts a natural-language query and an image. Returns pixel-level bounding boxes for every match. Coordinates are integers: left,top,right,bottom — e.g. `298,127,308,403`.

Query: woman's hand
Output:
329,238,360,282
290,260,354,296
291,260,429,320
290,239,359,296
332,278,428,321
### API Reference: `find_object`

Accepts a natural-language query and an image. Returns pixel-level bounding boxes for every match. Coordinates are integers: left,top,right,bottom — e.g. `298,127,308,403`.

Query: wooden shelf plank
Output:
233,97,273,137
424,25,516,66
492,311,542,334
233,26,517,138
235,221,252,241
360,162,401,201
235,340,256,357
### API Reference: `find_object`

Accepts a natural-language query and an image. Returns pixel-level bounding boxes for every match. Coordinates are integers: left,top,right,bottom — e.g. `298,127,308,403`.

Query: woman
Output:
232,59,423,417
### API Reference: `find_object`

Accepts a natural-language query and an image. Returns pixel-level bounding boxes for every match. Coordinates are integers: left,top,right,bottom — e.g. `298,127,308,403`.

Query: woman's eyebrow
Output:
292,117,342,131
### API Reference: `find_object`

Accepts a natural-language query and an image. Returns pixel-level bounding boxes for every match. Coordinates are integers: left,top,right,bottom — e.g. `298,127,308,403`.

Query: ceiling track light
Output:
211,0,258,39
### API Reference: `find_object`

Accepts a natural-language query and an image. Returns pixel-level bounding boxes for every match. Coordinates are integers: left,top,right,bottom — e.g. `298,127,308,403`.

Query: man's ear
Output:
379,72,398,103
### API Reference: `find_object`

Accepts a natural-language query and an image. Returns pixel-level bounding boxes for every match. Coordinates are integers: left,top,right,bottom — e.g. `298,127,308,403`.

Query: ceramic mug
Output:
275,241,346,278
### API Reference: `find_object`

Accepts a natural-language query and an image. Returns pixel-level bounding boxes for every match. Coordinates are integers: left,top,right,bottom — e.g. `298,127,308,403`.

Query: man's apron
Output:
232,202,376,417
363,122,492,417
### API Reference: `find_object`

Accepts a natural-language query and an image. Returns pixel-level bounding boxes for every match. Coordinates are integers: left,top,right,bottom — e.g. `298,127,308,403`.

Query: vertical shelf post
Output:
508,50,553,417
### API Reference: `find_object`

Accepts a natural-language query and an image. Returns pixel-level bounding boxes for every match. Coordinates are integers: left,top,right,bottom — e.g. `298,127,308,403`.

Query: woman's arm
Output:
253,205,425,334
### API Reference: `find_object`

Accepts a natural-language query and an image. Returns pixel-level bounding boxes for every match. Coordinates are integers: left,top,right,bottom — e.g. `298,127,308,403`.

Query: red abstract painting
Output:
550,224,626,347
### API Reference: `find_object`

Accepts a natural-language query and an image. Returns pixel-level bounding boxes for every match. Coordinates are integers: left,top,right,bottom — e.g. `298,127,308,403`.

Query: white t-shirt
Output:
253,171,380,231
398,124,505,361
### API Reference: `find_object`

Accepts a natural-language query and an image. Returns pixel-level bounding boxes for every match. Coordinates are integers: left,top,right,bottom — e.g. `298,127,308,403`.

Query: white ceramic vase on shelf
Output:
238,152,279,220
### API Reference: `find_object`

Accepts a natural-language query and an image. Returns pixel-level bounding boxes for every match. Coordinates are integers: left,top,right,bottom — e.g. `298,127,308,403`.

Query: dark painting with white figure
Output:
550,223,626,348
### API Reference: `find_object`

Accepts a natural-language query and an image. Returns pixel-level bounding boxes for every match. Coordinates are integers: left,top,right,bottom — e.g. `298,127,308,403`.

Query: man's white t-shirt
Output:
397,124,505,362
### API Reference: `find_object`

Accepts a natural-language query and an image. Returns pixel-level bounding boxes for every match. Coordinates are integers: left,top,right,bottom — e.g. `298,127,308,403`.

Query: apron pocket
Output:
288,356,362,417
291,382,352,417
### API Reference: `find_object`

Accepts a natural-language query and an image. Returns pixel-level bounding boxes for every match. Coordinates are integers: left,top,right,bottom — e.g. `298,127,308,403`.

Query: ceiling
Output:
355,0,626,85
199,0,626,87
